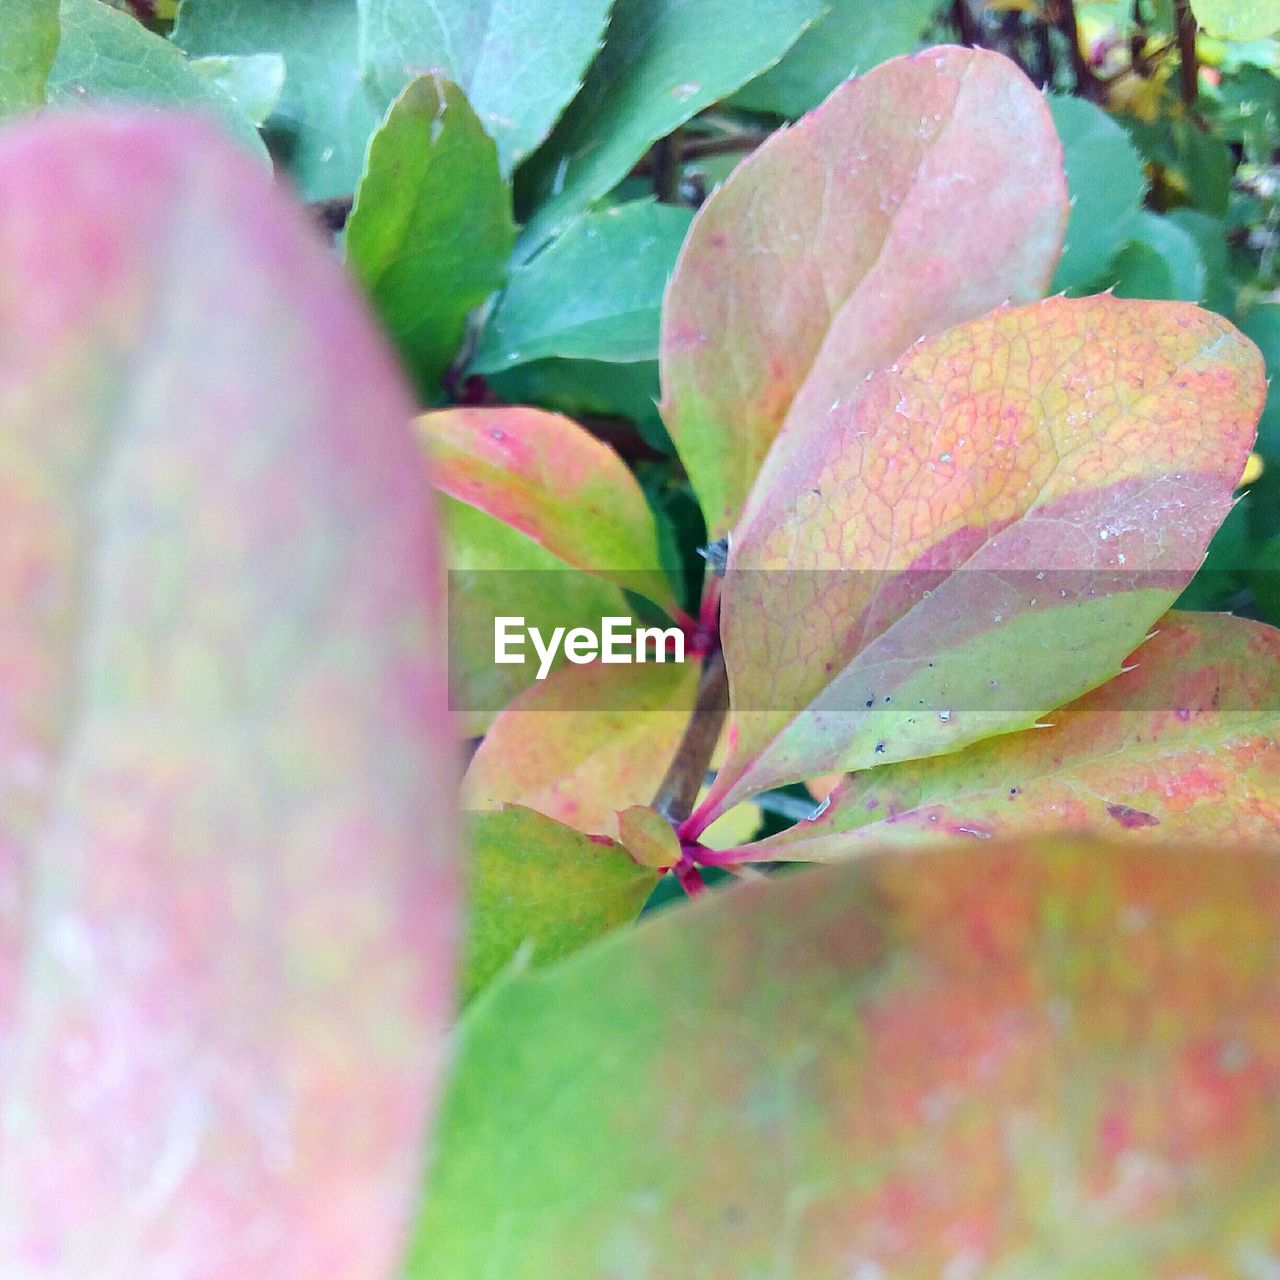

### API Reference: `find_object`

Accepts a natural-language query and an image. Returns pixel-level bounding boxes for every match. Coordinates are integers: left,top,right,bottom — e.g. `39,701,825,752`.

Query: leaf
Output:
462,806,656,1003
1176,493,1253,610
174,0,379,199
733,0,938,118
750,613,1280,859
1214,63,1280,163
1172,117,1234,217
690,296,1264,830
1241,303,1280,461
1191,0,1280,41
1166,208,1234,316
356,0,613,177
48,0,266,160
1049,94,1146,295
1249,532,1280,625
411,839,1280,1278
616,804,681,869
442,496,630,736
420,405,679,615
485,357,669,452
660,46,1068,536
464,660,699,837
345,75,514,402
0,113,456,1277
1109,210,1207,303
472,201,693,374
0,0,58,116
516,0,824,256
189,52,286,127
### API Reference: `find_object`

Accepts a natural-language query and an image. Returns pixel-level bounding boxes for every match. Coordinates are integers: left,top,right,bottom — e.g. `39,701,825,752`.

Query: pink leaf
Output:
0,115,457,1279
660,45,1067,535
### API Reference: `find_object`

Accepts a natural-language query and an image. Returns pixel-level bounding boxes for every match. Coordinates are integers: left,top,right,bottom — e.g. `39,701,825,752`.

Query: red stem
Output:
672,856,707,895
683,840,765,868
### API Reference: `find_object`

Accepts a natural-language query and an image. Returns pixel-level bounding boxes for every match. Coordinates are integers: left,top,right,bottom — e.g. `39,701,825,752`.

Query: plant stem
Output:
1173,0,1199,106
952,0,982,47
651,645,728,828
672,859,707,895
1055,0,1103,101
681,133,769,162
650,133,683,204
693,843,767,868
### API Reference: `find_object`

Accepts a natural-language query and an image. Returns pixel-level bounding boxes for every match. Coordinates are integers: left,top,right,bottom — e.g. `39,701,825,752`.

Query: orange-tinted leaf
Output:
414,839,1280,1276
690,296,1264,833
441,496,630,736
0,116,457,1276
419,405,678,615
660,45,1067,534
750,612,1280,859
463,660,699,838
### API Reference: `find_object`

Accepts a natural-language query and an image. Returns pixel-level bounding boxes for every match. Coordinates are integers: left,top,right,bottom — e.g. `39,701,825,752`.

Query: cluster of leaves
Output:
6,1,1280,1277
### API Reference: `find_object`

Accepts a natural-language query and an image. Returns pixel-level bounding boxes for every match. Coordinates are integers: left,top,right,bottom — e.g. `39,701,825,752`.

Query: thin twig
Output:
651,646,728,828
1173,0,1199,106
681,133,769,162
952,0,982,47
650,133,683,204
1055,0,1103,100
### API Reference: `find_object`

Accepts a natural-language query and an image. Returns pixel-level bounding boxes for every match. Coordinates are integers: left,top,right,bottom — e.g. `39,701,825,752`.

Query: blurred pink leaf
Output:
0,115,457,1279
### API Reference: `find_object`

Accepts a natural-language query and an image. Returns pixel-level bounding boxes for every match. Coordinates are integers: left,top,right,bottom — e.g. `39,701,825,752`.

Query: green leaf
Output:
411,839,1280,1277
733,0,938,118
473,201,692,374
1166,207,1234,315
0,112,457,1273
1177,493,1253,609
690,296,1264,830
1191,0,1280,40
0,0,58,116
1049,94,1145,295
1173,117,1233,216
1239,304,1280,466
189,52,285,126
1212,63,1280,162
174,0,379,199
462,806,657,1004
516,0,824,256
419,405,679,616
749,612,1280,858
661,46,1068,536
1109,210,1206,302
1248,531,1280,624
486,357,670,451
48,0,266,160
345,74,515,402
356,0,613,176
